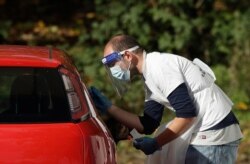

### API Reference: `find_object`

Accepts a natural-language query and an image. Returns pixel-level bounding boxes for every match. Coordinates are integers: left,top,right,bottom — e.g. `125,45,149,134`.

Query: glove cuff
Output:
153,138,160,150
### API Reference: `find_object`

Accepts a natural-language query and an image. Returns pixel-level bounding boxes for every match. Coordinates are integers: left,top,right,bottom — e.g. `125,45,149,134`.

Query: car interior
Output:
0,68,71,123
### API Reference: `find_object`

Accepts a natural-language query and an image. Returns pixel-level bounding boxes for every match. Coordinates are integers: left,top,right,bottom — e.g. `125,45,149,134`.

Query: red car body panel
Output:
0,45,116,163
0,45,72,69
0,123,88,163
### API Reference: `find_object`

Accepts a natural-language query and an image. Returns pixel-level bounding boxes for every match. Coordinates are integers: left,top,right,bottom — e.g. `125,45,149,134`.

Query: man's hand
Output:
133,137,160,155
88,86,112,114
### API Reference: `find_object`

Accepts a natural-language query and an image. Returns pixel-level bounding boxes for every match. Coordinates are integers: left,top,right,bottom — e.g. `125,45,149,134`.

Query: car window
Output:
0,67,71,123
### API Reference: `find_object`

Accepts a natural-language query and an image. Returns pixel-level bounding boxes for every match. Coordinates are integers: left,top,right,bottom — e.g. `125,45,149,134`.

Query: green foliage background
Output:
0,0,250,163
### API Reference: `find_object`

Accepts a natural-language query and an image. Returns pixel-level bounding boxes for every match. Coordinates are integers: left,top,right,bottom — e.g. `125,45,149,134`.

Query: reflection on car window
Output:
0,67,71,123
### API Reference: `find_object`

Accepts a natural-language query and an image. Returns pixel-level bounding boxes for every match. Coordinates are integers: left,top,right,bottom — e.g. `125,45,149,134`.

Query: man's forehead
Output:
103,44,114,57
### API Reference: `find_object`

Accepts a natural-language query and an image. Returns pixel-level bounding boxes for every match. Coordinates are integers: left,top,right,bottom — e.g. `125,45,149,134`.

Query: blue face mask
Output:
110,62,131,81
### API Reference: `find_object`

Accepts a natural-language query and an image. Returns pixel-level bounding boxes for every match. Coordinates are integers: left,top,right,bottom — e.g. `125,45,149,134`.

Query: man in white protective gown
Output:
89,34,243,164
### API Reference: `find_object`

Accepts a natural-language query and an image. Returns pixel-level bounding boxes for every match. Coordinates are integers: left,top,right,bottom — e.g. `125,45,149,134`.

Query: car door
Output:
59,67,117,164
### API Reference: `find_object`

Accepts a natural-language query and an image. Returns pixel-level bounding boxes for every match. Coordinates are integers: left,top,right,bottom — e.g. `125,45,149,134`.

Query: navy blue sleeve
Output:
206,111,239,131
139,100,164,134
167,83,197,118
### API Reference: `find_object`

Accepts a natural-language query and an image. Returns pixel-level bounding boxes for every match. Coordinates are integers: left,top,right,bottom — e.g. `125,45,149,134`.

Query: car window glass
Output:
0,67,71,123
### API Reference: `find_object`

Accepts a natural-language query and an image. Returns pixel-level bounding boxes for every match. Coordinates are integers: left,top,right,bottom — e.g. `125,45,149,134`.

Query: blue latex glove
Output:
133,137,160,155
88,86,112,114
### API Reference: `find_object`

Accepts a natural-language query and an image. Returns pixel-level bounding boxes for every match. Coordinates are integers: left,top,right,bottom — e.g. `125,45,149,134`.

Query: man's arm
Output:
108,105,144,133
89,86,165,135
156,82,197,146
134,83,197,155
108,99,164,134
155,117,195,146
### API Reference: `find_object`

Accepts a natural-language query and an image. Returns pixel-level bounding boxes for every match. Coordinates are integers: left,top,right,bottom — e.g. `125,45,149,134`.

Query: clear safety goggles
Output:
102,46,139,67
102,46,139,97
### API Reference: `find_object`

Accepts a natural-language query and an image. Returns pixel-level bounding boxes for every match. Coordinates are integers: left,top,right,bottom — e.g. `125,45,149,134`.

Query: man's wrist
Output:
155,137,162,149
107,105,115,113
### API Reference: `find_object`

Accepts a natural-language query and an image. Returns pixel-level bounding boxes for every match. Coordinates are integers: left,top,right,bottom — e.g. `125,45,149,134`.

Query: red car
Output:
0,45,117,163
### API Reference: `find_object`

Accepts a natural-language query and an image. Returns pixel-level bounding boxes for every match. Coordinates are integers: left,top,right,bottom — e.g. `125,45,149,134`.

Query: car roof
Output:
0,45,76,71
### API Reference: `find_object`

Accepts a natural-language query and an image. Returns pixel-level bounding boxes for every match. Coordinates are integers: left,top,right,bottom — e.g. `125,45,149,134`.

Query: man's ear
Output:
123,51,133,61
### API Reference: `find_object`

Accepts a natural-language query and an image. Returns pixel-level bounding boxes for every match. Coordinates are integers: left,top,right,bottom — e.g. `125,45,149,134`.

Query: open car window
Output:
0,67,71,123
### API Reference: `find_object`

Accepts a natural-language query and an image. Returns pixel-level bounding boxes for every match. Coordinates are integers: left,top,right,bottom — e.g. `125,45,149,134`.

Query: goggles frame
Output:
102,46,139,65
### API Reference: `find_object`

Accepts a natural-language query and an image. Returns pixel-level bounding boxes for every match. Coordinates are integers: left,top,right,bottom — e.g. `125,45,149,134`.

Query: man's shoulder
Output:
147,52,184,60
147,51,174,56
146,52,181,64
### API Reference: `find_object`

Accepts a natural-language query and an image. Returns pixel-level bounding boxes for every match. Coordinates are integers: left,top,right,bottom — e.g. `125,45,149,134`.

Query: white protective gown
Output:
142,52,234,164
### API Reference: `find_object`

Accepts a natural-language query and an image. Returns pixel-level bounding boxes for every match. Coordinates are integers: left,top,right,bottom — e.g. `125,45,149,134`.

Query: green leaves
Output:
71,0,250,113
1,0,249,113
0,21,11,40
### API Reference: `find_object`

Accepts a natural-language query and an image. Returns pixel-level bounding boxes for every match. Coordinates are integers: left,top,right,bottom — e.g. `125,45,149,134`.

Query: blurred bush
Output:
0,0,249,120
1,0,250,163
